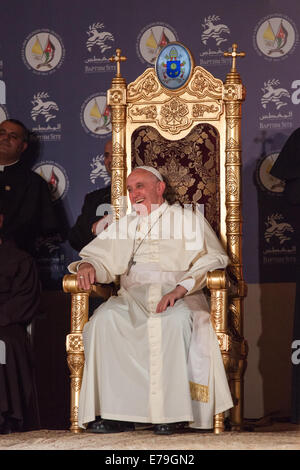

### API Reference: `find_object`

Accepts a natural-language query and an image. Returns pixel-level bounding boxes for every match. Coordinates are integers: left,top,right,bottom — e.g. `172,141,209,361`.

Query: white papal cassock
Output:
68,202,233,429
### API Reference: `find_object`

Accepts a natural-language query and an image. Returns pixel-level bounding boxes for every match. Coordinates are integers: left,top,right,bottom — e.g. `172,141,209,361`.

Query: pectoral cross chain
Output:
126,209,166,276
126,256,136,275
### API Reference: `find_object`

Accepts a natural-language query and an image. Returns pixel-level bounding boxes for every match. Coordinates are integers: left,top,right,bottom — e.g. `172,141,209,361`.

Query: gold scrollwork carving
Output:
67,334,84,353
109,89,125,105
227,240,240,259
111,158,125,170
226,137,239,150
227,118,239,129
111,108,126,121
71,377,82,393
226,151,240,164
189,68,222,99
226,167,239,198
192,103,219,117
229,303,241,332
67,353,84,375
72,405,79,421
223,83,244,101
223,84,238,100
159,97,190,134
130,105,157,120
217,333,230,351
113,123,125,133
127,69,161,101
210,292,224,328
113,141,124,154
71,297,87,330
226,205,240,218
229,263,242,279
226,102,241,116
111,174,126,199
227,221,240,234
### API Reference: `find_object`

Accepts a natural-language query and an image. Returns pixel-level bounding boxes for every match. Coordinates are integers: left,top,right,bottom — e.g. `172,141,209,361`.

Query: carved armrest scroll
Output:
63,274,113,433
207,269,228,336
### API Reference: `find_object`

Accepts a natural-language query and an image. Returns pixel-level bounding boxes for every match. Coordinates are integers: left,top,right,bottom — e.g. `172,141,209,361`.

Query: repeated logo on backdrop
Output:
263,211,295,259
255,151,297,277
253,15,298,61
84,22,116,74
30,91,61,141
256,152,285,195
199,14,232,67
136,23,178,65
0,8,298,285
33,161,69,202
80,93,112,138
22,29,65,74
259,78,293,131
89,153,111,186
255,150,296,279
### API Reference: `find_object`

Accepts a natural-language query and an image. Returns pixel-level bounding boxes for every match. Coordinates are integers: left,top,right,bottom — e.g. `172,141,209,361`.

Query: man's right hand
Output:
77,262,96,290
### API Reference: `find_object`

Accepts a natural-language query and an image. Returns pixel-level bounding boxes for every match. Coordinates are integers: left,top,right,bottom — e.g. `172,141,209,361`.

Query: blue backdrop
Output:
1,0,299,288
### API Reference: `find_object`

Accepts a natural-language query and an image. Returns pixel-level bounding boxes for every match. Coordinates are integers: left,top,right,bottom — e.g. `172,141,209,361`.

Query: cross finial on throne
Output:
109,48,127,77
224,43,245,72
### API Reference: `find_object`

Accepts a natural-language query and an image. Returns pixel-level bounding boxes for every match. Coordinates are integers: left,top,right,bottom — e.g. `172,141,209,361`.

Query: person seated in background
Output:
0,119,58,256
68,166,233,435
0,208,41,434
68,140,112,252
270,129,300,424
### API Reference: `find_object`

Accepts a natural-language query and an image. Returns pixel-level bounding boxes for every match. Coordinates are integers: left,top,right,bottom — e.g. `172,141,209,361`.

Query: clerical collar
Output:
0,160,20,172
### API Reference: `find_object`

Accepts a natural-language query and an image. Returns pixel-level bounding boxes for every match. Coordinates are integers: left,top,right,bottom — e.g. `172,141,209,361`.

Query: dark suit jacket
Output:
0,240,41,430
270,128,300,205
68,185,111,252
270,127,300,423
0,161,58,255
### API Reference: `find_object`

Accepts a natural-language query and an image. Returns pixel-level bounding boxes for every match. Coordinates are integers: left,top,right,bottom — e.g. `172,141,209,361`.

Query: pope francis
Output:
68,166,233,435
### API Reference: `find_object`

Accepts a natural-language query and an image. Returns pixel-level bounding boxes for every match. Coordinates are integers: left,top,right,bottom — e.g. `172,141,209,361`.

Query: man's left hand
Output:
156,285,187,314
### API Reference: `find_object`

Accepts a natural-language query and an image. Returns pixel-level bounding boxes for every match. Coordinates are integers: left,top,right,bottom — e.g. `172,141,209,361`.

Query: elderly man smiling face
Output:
126,168,166,215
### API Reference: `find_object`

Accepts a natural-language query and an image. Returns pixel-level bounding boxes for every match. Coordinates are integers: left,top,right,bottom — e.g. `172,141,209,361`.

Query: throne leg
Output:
214,412,225,434
207,270,228,433
230,377,243,430
66,351,85,433
65,289,89,433
230,350,247,430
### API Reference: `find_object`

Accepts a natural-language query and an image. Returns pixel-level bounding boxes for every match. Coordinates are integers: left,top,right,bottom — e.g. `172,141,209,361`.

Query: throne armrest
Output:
206,269,228,334
207,269,248,431
63,273,113,299
63,273,114,433
206,269,229,433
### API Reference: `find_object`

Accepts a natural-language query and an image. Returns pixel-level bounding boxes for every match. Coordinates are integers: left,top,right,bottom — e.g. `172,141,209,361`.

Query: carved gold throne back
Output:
64,43,247,434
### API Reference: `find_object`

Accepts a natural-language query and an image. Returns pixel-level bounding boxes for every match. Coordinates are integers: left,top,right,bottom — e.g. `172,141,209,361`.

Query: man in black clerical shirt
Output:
0,209,41,433
68,140,112,252
0,119,58,255
270,128,300,424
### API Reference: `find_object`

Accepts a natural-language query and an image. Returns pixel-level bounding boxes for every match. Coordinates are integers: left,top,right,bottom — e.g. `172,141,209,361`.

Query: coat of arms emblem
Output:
156,43,193,90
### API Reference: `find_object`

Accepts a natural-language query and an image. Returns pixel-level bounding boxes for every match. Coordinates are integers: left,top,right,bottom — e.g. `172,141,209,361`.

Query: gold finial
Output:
224,43,245,72
109,48,127,77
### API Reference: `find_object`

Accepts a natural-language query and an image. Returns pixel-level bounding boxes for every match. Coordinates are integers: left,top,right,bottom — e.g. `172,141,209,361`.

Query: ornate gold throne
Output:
63,43,247,434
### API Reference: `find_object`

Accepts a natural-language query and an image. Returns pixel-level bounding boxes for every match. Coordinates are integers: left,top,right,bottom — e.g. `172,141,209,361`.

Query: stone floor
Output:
0,422,299,451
